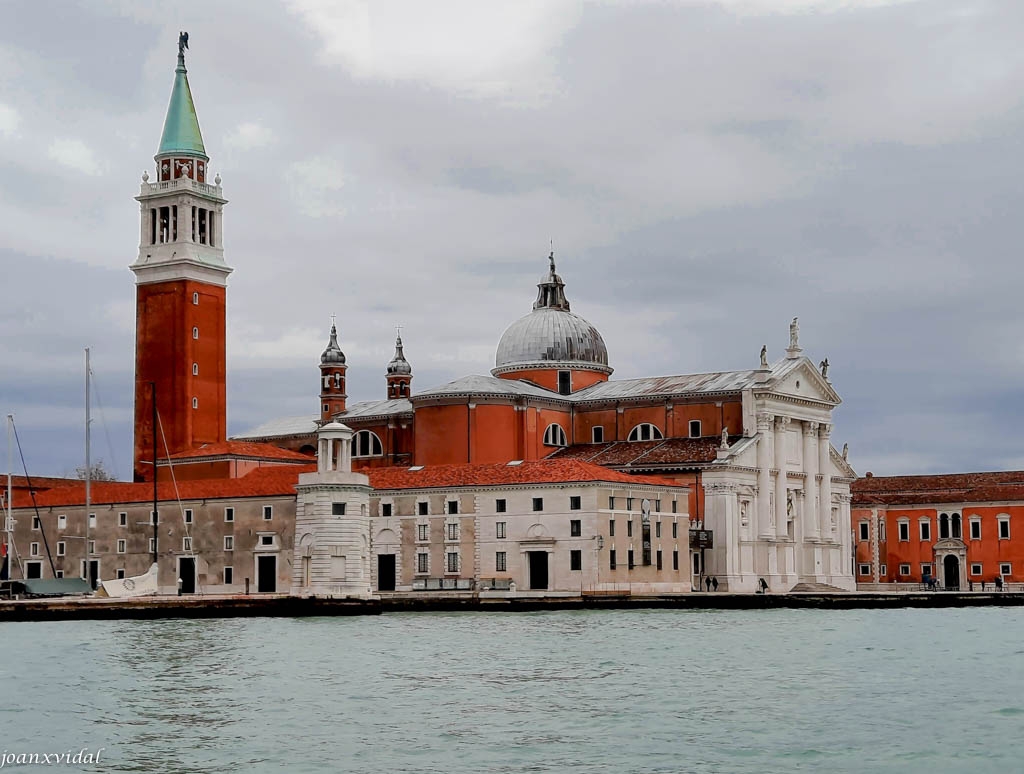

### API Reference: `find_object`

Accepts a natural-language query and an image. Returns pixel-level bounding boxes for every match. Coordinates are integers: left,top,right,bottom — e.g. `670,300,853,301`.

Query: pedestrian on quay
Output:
712,577,719,591
705,576,712,592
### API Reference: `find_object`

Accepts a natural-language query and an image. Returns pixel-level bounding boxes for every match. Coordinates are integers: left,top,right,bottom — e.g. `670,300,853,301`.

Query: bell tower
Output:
386,329,412,399
131,33,231,481
320,319,348,421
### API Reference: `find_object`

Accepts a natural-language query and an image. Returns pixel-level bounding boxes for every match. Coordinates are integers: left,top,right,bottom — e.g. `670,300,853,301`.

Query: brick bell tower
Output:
131,33,231,481
320,318,348,422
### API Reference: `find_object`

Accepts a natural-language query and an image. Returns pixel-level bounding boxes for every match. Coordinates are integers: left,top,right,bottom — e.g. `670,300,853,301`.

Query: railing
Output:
411,577,475,591
141,178,222,198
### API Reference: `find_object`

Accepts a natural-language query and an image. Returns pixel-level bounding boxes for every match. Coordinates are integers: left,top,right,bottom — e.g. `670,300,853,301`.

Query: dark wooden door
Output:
86,560,99,590
529,551,548,590
377,555,396,591
257,555,277,593
178,557,196,594
943,555,960,591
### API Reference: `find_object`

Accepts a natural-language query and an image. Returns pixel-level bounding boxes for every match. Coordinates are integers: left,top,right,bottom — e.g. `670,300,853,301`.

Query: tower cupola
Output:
320,320,348,421
386,330,412,399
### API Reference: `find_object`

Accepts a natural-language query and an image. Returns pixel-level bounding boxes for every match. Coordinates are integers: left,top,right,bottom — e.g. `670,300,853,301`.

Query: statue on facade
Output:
721,426,729,449
842,442,849,461
789,317,800,349
819,357,829,378
760,345,768,369
787,490,794,519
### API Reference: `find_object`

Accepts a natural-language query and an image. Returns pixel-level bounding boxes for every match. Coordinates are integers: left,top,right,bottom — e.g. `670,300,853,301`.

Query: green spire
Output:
157,49,207,158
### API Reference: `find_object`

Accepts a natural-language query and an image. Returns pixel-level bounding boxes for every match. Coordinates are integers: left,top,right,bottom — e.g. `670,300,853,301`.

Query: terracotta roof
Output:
13,465,315,509
163,441,313,463
4,475,83,491
367,459,685,491
547,438,725,468
851,471,1024,507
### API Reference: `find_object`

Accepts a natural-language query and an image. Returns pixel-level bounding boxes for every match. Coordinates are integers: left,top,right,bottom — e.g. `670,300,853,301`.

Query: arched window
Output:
951,513,962,539
543,423,567,447
628,423,664,442
192,292,199,305
192,397,198,409
192,327,199,340
192,363,199,376
351,430,383,458
939,513,950,539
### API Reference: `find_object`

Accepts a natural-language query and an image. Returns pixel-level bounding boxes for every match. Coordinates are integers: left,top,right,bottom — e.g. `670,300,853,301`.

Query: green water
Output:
1,608,1022,773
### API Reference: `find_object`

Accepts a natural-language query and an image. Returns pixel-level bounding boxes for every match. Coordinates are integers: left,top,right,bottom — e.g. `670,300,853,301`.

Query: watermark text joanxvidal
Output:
0,749,104,767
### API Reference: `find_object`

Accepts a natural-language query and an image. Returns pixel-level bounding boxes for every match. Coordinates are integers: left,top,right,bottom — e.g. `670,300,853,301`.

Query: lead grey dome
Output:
492,252,611,375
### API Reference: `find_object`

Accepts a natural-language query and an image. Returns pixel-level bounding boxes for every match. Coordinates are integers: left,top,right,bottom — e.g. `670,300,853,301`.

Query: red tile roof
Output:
366,459,685,491
852,471,1024,507
547,438,724,468
163,441,313,463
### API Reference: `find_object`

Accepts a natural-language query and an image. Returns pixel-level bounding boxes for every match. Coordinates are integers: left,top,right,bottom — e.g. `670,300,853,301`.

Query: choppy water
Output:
1,608,1022,773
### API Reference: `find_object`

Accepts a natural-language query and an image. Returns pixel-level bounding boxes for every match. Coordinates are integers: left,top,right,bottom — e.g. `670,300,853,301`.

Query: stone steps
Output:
790,582,850,593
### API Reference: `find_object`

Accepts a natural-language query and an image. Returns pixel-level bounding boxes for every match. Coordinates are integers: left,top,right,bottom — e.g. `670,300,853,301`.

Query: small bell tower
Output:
320,318,347,421
386,328,412,399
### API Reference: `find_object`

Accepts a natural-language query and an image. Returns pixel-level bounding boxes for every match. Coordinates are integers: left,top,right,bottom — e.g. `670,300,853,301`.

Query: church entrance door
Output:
943,555,961,591
528,551,549,590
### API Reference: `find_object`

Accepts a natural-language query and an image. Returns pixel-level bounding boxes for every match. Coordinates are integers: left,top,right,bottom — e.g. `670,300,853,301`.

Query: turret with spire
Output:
386,329,413,399
320,318,347,421
533,251,571,311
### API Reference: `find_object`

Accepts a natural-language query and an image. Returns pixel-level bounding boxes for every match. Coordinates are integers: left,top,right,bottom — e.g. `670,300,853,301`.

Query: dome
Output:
492,252,611,375
387,333,412,375
321,324,346,365
494,308,610,373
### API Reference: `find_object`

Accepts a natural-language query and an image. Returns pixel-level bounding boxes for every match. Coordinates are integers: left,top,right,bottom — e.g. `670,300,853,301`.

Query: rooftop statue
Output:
760,345,768,369
789,317,800,349
819,357,829,378
178,31,189,56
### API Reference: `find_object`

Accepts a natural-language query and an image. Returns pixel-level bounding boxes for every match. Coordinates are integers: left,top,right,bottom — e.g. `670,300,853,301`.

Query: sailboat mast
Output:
84,347,91,585
6,414,12,580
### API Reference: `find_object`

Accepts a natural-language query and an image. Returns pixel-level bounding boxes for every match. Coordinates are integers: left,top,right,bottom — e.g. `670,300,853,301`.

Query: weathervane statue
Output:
178,31,189,60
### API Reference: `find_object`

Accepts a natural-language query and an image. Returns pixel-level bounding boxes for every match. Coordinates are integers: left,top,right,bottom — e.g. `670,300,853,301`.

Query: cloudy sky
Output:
3,0,1024,480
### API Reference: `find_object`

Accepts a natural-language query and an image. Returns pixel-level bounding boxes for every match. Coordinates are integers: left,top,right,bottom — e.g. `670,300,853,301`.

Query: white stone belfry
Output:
293,422,373,597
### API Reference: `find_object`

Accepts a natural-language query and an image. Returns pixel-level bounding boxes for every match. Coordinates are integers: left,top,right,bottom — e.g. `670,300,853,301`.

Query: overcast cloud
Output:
2,0,1024,480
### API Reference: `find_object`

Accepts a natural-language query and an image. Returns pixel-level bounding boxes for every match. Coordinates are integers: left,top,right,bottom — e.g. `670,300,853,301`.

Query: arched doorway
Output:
943,554,961,591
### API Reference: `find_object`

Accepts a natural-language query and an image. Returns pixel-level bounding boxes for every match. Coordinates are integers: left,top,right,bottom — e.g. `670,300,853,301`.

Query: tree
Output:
74,460,117,482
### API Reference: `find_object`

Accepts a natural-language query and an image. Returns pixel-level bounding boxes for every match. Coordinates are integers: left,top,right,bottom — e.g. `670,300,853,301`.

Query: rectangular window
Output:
495,552,507,572
446,523,459,541
151,511,159,525
417,524,429,541
88,513,96,529
689,420,701,438
224,536,233,551
184,508,193,524
858,564,870,576
1000,563,1012,576
656,550,663,570
592,426,604,443
119,512,127,527
608,519,615,537
879,520,886,542
87,538,96,554
260,535,273,546
417,553,429,573
381,503,392,518
570,520,581,537
115,569,124,580
970,520,981,540
224,507,234,523
608,496,615,510
672,500,678,514
570,550,582,571
920,520,931,541
628,549,635,569
999,519,1011,540
117,539,126,554
30,542,39,557
899,522,909,541
693,553,701,574
418,501,428,516
332,502,346,516
495,499,507,513
899,564,910,576
570,496,582,511
496,522,506,539
149,538,158,554
32,517,39,530
263,505,273,520
532,497,543,512
56,541,65,557
672,521,678,539
55,570,64,579
858,522,869,541
921,563,933,577
609,549,617,570
626,497,634,511
224,567,233,584
971,563,982,576
672,550,679,571
446,552,459,573
627,520,633,538
447,500,459,515
654,500,661,513
183,537,192,552
655,522,662,539
558,370,571,395
57,515,66,530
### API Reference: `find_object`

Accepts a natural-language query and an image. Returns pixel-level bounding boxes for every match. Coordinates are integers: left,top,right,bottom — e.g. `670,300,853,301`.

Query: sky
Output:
3,0,1024,480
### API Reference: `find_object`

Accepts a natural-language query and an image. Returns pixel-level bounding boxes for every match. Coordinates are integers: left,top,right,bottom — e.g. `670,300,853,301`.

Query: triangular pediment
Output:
766,358,841,405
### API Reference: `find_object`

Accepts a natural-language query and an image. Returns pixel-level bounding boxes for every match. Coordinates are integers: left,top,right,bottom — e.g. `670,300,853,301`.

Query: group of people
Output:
968,577,1006,592
701,576,721,592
